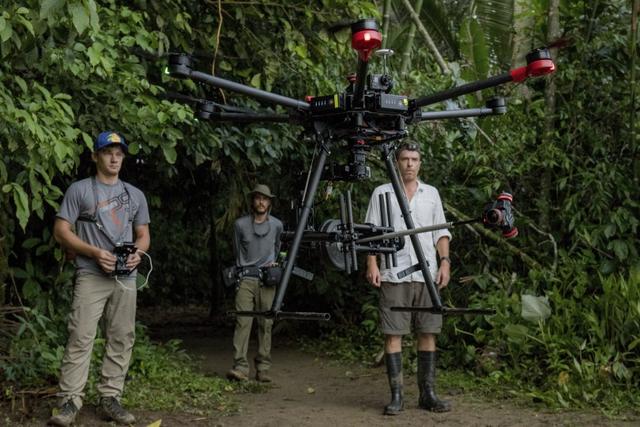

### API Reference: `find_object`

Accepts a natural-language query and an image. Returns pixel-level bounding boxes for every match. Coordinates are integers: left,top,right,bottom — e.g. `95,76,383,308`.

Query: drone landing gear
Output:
250,140,496,320
229,310,332,321
390,306,496,315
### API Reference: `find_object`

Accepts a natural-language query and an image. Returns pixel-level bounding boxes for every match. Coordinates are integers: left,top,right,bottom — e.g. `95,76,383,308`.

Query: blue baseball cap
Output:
94,131,128,153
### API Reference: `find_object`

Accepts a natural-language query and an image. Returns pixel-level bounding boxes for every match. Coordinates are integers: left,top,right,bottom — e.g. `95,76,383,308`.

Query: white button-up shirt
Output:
365,181,451,283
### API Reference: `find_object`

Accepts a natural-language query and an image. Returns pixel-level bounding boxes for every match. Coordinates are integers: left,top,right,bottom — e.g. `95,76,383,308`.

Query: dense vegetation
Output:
1,0,638,417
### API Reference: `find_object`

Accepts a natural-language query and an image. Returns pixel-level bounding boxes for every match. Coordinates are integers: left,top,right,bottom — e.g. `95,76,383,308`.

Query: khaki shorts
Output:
379,281,442,335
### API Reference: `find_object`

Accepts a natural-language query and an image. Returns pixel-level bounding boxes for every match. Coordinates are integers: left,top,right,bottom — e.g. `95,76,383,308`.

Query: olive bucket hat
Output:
249,184,276,198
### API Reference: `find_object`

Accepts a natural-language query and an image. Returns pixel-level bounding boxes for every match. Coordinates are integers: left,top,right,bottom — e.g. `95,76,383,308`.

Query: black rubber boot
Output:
418,351,451,412
383,352,404,415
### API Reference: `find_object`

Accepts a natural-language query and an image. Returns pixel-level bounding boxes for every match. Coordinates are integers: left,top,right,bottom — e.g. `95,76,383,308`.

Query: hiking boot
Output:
227,368,249,382
48,400,79,427
256,371,272,383
99,396,136,425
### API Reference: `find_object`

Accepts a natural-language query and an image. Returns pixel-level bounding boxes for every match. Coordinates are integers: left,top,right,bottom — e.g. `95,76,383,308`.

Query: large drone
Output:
167,19,555,321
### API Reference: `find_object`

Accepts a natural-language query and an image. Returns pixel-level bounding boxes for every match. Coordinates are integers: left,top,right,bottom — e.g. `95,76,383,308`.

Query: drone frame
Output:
166,19,555,321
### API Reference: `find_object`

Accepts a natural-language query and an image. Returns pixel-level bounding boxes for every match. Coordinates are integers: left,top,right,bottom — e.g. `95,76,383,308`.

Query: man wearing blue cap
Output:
49,131,150,426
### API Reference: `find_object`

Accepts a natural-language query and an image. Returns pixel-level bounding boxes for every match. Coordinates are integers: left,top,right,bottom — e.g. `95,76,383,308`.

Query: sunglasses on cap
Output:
395,142,421,159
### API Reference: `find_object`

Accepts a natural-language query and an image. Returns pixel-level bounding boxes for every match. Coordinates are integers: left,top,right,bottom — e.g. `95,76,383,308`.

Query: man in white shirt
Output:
365,142,452,415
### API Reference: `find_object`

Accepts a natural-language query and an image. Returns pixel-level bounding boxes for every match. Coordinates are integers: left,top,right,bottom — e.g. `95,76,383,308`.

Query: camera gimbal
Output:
167,19,555,321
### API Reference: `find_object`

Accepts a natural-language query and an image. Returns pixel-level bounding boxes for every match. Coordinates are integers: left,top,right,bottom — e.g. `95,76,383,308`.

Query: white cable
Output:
136,250,153,291
115,250,153,292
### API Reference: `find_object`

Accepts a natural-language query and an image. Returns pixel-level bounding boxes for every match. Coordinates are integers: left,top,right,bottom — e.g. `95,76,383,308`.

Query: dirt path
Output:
3,324,635,426
177,328,633,427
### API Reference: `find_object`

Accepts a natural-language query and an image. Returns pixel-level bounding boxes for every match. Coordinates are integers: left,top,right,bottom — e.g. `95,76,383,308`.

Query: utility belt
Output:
223,265,283,288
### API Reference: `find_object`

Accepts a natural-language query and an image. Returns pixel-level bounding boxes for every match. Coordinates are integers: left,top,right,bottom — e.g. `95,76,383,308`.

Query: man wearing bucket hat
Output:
227,184,283,383
49,131,150,426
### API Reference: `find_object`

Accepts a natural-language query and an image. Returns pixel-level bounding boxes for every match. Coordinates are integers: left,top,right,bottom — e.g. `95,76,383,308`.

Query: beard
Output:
253,205,268,214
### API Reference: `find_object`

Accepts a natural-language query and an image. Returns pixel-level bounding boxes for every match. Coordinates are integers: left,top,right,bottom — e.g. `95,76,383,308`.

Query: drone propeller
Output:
512,38,572,64
327,19,359,33
544,37,573,51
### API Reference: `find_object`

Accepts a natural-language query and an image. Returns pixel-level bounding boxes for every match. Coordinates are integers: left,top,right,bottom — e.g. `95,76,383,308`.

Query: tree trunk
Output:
400,0,424,75
631,0,639,150
510,0,535,98
382,0,392,49
400,0,449,75
539,0,561,230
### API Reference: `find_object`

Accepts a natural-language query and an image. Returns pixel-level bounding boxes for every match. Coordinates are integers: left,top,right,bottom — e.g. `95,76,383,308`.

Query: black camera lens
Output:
485,209,503,225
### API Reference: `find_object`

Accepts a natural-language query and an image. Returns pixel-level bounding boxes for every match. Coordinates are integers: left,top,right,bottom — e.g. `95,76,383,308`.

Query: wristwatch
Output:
439,256,451,264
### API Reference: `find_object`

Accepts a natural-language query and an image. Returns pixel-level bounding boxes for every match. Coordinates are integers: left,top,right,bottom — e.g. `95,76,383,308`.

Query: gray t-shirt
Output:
233,214,283,267
57,177,150,275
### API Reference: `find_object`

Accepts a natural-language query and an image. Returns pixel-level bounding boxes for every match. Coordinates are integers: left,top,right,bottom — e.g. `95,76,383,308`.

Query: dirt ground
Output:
3,321,638,427
174,328,636,427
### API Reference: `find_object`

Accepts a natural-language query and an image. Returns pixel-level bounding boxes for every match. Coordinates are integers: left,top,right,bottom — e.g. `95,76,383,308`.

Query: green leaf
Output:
69,2,90,35
87,42,103,66
127,142,140,155
22,279,41,301
521,294,551,322
87,0,99,30
53,140,68,161
0,160,7,184
629,337,640,351
162,145,177,164
294,44,308,58
250,73,261,88
599,259,616,274
0,19,12,42
11,184,30,230
14,75,28,93
603,223,616,238
503,324,529,343
17,15,35,36
40,0,65,19
12,268,28,279
610,240,628,260
22,238,40,249
459,17,489,81
81,132,93,149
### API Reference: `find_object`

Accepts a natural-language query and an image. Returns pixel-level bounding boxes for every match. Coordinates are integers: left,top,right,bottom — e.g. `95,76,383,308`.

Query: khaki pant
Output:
58,272,137,409
232,277,275,375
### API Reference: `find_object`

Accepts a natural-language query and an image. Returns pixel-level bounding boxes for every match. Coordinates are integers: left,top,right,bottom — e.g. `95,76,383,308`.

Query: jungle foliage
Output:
0,0,639,416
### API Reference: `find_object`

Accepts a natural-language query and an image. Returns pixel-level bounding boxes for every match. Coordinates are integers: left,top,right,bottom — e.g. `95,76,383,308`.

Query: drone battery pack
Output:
374,94,409,113
310,94,346,114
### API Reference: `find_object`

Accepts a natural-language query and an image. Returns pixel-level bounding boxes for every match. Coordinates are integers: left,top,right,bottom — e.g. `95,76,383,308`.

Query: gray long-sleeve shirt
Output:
233,214,283,267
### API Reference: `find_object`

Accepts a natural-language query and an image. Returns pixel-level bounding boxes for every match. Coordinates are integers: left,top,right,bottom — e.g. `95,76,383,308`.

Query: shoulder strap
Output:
79,176,133,245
